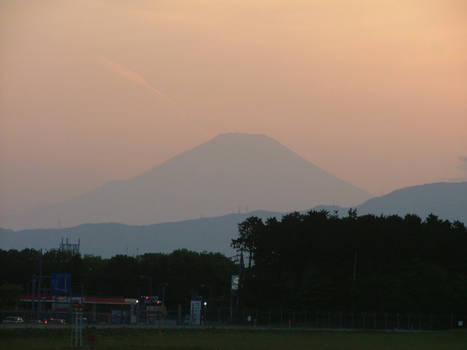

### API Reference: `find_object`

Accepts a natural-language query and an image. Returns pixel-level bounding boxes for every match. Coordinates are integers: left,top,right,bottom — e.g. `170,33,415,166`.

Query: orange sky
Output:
1,0,466,220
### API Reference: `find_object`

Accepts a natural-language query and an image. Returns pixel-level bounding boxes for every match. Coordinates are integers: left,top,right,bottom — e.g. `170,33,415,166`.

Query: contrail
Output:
97,56,169,100
96,55,209,136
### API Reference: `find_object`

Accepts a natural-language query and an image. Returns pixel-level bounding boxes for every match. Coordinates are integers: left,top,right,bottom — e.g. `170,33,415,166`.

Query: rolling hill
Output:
0,210,281,257
356,181,467,223
1,182,465,256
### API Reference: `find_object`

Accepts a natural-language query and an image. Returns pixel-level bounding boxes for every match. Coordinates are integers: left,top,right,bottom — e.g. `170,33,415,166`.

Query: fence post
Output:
71,309,83,348
70,312,73,347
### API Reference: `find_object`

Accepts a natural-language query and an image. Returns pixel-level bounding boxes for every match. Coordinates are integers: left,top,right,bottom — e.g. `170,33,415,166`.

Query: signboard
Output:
231,275,239,291
146,305,161,315
51,273,71,295
52,302,69,312
111,310,122,324
190,300,202,325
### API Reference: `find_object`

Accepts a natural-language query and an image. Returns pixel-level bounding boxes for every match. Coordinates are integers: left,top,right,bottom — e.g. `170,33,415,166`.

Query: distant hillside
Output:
316,182,467,223
0,210,281,257
2,182,465,256
356,182,467,223
5,133,370,230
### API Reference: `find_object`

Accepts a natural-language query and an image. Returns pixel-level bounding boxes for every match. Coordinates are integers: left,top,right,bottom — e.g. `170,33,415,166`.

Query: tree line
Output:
2,210,467,313
232,210,467,313
0,248,236,310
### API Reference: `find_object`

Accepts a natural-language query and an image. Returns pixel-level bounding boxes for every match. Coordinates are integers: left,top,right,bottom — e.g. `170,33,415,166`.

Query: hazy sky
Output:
1,0,466,220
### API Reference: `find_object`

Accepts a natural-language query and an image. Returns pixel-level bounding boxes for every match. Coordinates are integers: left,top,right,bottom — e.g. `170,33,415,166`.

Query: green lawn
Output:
1,328,466,350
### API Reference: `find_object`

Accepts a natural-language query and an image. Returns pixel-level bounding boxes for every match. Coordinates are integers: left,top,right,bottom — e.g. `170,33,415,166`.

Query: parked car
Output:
44,317,67,325
3,316,25,324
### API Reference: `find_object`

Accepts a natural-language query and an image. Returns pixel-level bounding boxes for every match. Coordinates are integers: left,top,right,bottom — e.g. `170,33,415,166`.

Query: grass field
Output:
1,328,466,350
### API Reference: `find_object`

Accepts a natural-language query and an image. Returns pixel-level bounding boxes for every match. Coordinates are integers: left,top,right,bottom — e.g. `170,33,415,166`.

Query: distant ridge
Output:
5,133,370,230
1,182,465,256
0,210,282,257
356,181,467,222
316,182,467,223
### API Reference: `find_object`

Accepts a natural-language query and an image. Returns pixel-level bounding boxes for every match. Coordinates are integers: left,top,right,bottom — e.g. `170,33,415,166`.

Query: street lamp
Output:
203,301,208,323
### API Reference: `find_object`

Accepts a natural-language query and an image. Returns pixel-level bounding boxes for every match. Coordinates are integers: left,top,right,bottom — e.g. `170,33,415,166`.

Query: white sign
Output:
231,275,239,291
190,300,202,325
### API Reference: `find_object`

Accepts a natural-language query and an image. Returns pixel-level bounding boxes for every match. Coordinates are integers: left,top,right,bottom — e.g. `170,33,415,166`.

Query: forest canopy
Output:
1,211,466,313
232,211,467,313
0,248,236,310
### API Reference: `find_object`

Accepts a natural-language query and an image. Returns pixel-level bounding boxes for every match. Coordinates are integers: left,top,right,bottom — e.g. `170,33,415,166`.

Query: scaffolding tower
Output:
59,237,80,255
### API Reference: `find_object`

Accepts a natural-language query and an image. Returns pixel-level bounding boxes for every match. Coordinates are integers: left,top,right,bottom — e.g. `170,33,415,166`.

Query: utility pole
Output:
31,276,36,320
351,249,358,312
352,249,358,283
37,250,43,320
161,283,166,302
237,250,245,312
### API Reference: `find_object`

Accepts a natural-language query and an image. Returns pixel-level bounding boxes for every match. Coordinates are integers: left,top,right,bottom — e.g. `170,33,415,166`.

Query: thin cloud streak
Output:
96,56,207,135
97,56,170,100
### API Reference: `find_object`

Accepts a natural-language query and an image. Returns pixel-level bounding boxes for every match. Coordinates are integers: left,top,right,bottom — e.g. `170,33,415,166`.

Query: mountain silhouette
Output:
5,133,370,229
0,210,281,257
316,182,467,224
2,182,465,255
356,181,467,222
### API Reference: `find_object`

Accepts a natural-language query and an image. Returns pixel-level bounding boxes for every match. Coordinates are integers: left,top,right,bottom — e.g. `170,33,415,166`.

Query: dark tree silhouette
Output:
231,211,467,312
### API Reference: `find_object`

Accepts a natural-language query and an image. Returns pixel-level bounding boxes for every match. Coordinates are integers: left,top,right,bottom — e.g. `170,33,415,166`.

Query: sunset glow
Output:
1,0,466,223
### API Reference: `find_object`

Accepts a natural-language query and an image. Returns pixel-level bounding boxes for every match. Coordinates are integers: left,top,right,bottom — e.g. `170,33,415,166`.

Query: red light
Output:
145,296,149,300
44,320,48,325
156,300,161,305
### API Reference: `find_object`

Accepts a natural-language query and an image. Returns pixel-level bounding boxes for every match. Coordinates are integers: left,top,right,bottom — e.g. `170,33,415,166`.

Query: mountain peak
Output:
203,132,282,149
7,134,370,229
214,132,271,139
